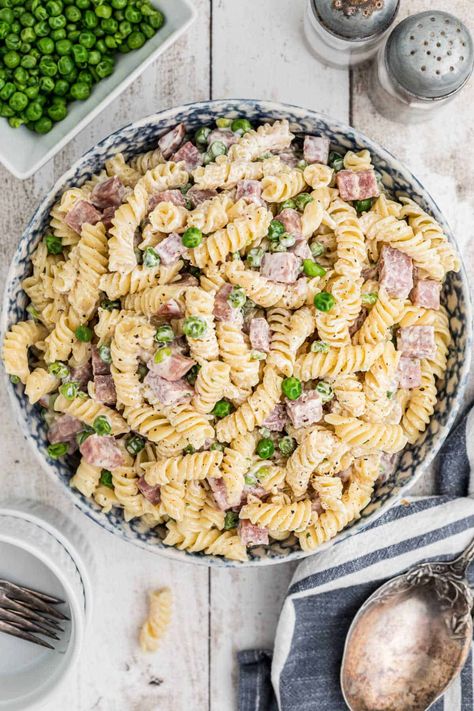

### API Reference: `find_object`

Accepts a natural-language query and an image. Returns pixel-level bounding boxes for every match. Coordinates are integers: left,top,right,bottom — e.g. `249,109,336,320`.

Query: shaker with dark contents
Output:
304,0,400,68
370,11,474,123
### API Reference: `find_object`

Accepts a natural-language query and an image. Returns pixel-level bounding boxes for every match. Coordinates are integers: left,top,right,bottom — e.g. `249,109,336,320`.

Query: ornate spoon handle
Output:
449,537,474,578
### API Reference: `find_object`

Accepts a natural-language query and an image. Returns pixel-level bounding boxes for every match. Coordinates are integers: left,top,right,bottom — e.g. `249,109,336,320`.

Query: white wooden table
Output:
1,1,473,709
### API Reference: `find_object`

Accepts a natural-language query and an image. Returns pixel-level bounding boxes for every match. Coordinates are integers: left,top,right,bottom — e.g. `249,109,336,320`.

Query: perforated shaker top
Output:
386,11,474,99
312,0,399,41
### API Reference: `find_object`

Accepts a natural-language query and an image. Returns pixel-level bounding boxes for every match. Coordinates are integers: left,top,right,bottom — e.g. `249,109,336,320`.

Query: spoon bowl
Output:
341,540,474,711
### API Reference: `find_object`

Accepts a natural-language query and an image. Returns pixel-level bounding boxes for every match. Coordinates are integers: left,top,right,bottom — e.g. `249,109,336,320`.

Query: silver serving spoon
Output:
341,537,474,711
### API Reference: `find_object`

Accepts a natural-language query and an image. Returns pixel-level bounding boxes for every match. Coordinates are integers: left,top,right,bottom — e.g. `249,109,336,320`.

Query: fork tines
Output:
0,579,68,650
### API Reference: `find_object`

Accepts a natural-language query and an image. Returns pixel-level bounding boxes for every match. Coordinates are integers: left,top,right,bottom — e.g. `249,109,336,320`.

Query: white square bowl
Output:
0,0,196,180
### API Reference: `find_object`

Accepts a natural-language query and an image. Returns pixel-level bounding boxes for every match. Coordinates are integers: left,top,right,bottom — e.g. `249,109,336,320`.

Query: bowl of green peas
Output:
0,0,196,178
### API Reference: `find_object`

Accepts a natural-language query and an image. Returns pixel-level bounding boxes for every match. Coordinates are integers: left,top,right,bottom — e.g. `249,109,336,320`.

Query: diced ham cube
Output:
65,200,102,234
79,434,124,469
208,477,231,511
286,391,323,428
238,519,269,546
144,371,193,406
241,483,267,503
171,141,203,171
155,232,188,266
150,352,196,382
186,187,218,208
207,129,239,148
361,264,378,281
137,476,161,505
213,284,243,323
235,180,263,205
276,208,302,237
379,246,413,299
102,206,116,231
249,317,270,352
276,148,299,167
336,169,380,202
158,123,186,159
397,356,422,389
94,374,116,405
148,189,186,212
291,240,312,260
410,280,441,310
304,135,330,165
262,403,287,432
91,176,125,210
91,346,110,376
261,253,301,284
47,414,83,444
397,326,436,359
156,299,184,320
70,362,92,391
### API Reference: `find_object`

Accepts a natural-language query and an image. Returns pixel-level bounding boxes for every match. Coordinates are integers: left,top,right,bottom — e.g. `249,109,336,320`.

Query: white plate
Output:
0,0,196,180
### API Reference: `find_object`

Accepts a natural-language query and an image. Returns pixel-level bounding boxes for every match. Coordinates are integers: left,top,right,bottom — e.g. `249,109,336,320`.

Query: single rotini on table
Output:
1,115,459,561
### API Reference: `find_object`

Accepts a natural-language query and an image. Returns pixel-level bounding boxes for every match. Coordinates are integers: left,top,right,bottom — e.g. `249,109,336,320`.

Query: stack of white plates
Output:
0,501,94,710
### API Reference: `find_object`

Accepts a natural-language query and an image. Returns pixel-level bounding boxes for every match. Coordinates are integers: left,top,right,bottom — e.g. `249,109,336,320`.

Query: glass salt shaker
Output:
370,11,474,123
304,0,400,68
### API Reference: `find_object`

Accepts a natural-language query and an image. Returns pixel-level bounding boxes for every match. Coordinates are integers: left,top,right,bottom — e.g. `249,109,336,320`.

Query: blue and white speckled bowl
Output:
2,100,471,566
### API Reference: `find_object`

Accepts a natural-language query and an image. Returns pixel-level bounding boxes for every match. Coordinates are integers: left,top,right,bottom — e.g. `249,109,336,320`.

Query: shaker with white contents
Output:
369,11,474,123
304,0,400,68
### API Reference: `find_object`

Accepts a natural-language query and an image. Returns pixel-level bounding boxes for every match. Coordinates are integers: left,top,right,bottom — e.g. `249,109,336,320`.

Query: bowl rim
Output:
2,98,472,567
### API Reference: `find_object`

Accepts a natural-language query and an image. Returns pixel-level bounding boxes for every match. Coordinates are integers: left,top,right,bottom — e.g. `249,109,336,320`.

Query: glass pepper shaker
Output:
304,0,400,68
370,11,474,123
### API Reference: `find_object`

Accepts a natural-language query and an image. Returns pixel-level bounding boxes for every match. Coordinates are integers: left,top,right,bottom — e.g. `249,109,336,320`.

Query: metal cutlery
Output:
0,579,68,650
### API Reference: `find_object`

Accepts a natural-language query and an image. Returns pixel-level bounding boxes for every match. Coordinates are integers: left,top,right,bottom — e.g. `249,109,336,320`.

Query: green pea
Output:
87,49,100,65
0,104,15,117
48,361,69,378
99,469,113,487
20,25,35,41
126,30,144,49
148,10,163,29
77,68,93,83
125,434,145,455
25,84,39,99
141,22,153,39
101,16,117,33
83,8,96,27
282,376,302,401
58,54,74,74
0,81,15,99
65,4,80,21
247,247,264,268
25,98,41,119
278,436,296,457
48,13,66,29
183,316,208,339
118,18,131,36
195,126,210,146
70,80,90,99
313,291,335,312
19,39,31,52
38,36,54,53
354,198,373,214
8,90,27,110
216,117,232,129
208,140,226,158
315,381,334,402
59,380,78,400
5,31,21,48
76,0,90,9
53,77,68,95
310,241,325,258
210,442,225,452
93,415,111,435
103,35,116,49
46,0,62,16
9,375,21,384
33,5,47,20
4,49,20,67
111,0,126,8
75,324,92,342
212,399,233,419
267,219,285,241
39,75,55,92
279,233,295,249
182,226,202,248
279,198,296,211
155,324,174,343
48,100,67,121
310,340,329,353
124,4,140,22
78,29,95,47
328,151,344,172
142,246,160,267
227,286,246,309
223,511,239,530
68,28,79,40
97,343,112,364
33,19,48,35
13,65,28,83
44,233,62,253
19,11,34,26
96,2,111,18
294,192,314,211
0,21,10,40
8,115,24,127
21,53,37,68
256,437,275,459
361,292,378,305
303,259,326,278
96,57,113,77
153,346,171,364
51,27,66,39
39,56,57,76
231,117,252,134
0,7,14,22
47,442,69,459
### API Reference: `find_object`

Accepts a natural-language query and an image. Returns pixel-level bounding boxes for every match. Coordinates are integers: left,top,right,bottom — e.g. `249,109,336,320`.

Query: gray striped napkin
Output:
238,408,474,711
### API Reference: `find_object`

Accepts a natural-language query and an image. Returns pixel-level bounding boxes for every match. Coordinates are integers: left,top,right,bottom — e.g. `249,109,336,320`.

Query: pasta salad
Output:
2,116,460,562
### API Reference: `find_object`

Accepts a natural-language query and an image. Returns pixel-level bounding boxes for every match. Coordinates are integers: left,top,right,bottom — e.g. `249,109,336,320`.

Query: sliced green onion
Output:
76,427,94,446
224,511,239,530
48,361,69,378
310,241,325,258
59,381,78,400
47,442,69,459
227,286,246,309
44,233,62,254
362,292,378,305
155,325,175,343
97,344,112,364
316,381,334,402
143,247,160,268
278,436,296,456
125,434,146,455
311,341,329,353
93,415,111,435
303,259,326,278
99,469,113,488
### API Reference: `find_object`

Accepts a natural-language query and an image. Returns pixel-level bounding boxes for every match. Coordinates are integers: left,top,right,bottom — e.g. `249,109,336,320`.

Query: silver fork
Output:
0,579,68,650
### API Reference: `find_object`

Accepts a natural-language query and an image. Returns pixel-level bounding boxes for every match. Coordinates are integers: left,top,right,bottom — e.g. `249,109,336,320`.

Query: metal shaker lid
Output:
311,0,400,42
386,11,474,99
